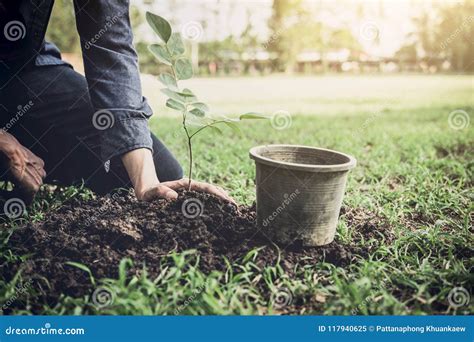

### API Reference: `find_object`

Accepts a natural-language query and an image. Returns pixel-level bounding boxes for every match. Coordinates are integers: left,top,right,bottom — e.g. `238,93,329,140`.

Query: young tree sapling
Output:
146,12,265,189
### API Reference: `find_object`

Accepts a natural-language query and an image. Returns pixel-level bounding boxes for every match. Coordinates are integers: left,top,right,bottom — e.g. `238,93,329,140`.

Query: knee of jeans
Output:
158,158,184,182
170,162,184,181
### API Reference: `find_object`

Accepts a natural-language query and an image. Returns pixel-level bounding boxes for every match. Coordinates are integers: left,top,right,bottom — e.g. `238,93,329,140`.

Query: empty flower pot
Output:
249,145,356,246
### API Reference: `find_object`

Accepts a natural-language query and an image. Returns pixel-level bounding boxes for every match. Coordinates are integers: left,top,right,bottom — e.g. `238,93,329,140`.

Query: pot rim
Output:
249,144,357,172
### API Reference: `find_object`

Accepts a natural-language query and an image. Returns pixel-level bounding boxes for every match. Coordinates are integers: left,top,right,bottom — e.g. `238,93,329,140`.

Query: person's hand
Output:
121,148,235,204
139,178,235,204
0,131,46,202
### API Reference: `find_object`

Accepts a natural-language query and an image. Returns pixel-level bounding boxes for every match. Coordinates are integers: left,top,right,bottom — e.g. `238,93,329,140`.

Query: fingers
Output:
194,182,235,203
14,167,42,204
162,178,236,204
140,185,178,201
28,159,46,179
23,147,45,174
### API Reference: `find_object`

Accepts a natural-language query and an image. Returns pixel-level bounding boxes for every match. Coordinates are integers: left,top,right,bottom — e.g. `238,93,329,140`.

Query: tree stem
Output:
186,136,193,190
182,111,193,190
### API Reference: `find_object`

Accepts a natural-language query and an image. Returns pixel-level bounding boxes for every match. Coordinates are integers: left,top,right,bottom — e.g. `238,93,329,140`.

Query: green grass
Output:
1,75,473,315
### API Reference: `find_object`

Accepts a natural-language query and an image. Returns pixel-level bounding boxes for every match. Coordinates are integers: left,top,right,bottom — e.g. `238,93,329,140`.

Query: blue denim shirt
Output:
0,0,153,164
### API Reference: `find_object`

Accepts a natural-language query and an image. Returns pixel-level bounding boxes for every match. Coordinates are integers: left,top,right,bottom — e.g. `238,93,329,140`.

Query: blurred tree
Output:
45,0,79,53
412,11,437,58
395,43,418,62
267,0,306,72
412,0,473,72
238,10,260,54
268,0,359,73
436,0,474,72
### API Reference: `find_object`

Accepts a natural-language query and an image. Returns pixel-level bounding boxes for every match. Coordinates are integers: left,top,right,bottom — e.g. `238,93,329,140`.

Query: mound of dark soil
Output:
3,190,393,310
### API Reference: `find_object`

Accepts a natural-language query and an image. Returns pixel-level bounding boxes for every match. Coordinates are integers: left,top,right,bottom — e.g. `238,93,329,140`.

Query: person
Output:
0,1,233,204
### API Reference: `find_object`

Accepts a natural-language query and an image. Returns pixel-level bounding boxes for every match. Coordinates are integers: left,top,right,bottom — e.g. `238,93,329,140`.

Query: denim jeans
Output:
0,63,183,194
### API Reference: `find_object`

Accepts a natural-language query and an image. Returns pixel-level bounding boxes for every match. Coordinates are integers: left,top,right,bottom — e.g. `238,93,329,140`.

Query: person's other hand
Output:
0,131,46,202
139,178,235,204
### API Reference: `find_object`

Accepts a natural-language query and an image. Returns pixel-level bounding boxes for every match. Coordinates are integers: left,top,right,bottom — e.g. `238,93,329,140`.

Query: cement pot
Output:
249,145,356,246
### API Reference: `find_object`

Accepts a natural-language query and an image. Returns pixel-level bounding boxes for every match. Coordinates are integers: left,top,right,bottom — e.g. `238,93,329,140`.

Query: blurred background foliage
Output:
46,0,474,75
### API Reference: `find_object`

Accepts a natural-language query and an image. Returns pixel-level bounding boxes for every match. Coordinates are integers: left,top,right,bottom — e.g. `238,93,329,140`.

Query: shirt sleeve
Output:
73,0,153,164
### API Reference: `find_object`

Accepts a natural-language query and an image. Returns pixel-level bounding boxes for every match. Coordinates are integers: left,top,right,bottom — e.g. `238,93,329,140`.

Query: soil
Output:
3,190,394,313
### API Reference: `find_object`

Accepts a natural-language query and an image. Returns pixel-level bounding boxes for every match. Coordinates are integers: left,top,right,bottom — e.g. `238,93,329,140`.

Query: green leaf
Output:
166,98,186,111
167,32,185,55
146,12,172,43
175,58,193,80
191,102,209,112
148,44,172,65
180,88,195,97
65,261,95,285
239,112,268,120
159,73,178,91
118,258,133,286
160,88,186,102
178,89,197,102
189,108,205,117
206,125,223,135
223,121,242,135
187,118,207,128
178,89,196,99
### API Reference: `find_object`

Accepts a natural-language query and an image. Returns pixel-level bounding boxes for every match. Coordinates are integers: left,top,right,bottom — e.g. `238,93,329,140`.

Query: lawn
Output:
1,75,473,315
